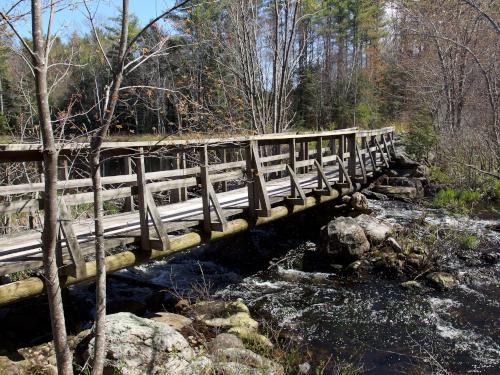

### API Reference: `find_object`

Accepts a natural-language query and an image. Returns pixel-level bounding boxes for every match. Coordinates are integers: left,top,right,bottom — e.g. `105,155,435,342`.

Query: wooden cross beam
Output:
135,148,170,252
313,159,335,196
382,134,392,162
374,137,390,168
144,186,170,251
286,165,306,205
334,155,353,191
200,145,228,233
246,141,272,217
57,198,86,278
356,144,367,184
364,137,378,172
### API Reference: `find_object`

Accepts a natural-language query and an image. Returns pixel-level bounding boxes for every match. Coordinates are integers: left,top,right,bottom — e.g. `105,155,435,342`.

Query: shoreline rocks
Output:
354,214,393,245
319,217,370,264
426,272,458,290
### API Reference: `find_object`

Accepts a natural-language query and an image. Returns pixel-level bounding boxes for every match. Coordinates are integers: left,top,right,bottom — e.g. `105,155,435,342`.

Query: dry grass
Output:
0,135,16,143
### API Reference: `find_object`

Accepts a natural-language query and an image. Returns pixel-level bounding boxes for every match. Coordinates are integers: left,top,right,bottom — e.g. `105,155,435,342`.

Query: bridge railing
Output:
0,127,395,277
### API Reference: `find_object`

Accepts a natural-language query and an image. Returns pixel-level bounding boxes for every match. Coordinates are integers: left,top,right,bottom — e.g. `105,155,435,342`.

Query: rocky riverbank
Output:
1,299,285,375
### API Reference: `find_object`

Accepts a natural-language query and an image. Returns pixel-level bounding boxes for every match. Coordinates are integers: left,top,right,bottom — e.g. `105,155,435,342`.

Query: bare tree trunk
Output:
31,0,73,374
0,76,4,115
90,0,128,370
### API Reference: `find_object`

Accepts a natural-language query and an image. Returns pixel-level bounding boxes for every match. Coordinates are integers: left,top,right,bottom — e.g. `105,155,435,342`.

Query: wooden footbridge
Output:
0,127,395,305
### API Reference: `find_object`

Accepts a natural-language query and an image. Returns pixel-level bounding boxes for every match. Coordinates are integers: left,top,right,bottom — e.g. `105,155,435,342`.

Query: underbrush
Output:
433,188,481,213
247,321,363,375
428,165,499,214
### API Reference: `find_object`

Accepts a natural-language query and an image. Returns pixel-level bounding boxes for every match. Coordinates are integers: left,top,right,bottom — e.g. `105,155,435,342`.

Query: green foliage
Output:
428,166,453,185
103,201,121,215
7,270,31,282
405,112,437,161
484,179,500,199
433,188,481,212
459,235,479,250
0,113,9,134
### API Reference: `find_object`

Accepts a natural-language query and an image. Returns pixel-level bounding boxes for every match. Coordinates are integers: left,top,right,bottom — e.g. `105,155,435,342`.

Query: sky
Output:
10,0,179,39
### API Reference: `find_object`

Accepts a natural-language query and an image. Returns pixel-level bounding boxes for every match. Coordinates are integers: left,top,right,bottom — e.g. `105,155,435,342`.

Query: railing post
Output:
370,135,378,168
361,136,369,174
339,135,345,183
289,138,297,198
348,133,357,180
303,140,310,172
221,148,228,192
123,155,134,212
245,142,256,215
179,150,188,201
330,136,336,157
316,136,323,189
200,145,211,233
135,147,150,252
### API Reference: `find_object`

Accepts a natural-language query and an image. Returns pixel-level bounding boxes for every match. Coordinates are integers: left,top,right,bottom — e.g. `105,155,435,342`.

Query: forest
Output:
0,0,497,184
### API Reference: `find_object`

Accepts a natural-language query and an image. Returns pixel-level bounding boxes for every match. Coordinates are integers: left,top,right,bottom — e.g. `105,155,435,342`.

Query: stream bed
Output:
1,199,499,374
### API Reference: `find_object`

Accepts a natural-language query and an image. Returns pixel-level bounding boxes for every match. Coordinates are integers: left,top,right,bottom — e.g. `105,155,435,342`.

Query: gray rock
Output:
361,189,388,201
414,165,428,178
372,185,417,200
298,362,312,374
149,312,192,331
213,347,284,375
341,195,351,204
385,237,403,253
350,192,369,211
386,169,399,177
208,333,244,354
379,177,424,198
320,217,370,263
354,214,393,245
87,312,195,375
345,260,362,272
400,280,423,290
426,272,458,290
395,151,419,167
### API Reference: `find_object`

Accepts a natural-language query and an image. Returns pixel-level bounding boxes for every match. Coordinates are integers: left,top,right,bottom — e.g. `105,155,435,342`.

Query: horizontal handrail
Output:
0,127,393,154
0,127,395,215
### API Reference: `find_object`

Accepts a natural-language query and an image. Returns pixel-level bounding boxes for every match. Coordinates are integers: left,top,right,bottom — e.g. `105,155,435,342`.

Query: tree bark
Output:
31,0,73,374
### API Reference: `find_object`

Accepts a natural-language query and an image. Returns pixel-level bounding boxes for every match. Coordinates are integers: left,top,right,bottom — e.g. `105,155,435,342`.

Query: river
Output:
0,198,498,374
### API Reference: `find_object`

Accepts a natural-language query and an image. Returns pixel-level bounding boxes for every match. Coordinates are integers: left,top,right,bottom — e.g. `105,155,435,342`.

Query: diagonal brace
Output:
286,164,306,205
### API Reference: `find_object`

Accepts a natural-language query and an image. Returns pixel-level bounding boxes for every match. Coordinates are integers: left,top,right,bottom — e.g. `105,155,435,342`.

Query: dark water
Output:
1,199,498,374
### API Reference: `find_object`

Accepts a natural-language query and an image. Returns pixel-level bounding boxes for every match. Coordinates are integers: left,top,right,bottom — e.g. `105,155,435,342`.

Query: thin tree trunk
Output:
31,0,73,373
90,1,128,371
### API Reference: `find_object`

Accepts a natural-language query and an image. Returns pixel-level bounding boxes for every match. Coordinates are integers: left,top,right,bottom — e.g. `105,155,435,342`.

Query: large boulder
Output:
320,217,370,263
208,333,245,354
426,272,458,290
190,300,272,348
149,312,192,332
394,151,419,167
350,192,369,211
86,312,199,375
361,188,388,201
212,347,284,375
354,214,393,245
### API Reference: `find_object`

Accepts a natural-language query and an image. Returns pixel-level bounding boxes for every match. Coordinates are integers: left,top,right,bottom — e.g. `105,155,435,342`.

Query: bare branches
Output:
82,0,112,70
0,10,36,58
125,0,192,58
461,0,500,33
